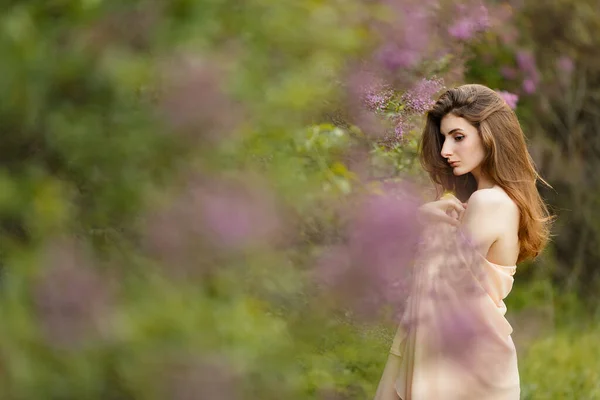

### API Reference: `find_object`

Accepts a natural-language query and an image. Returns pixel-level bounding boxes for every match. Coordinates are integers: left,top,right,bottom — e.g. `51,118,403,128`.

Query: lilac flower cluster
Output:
377,116,408,149
515,50,540,94
401,78,445,114
448,3,491,40
500,66,518,80
556,56,574,74
394,118,405,139
364,85,394,113
161,55,242,146
376,1,432,71
315,187,423,320
34,240,112,348
144,173,283,273
496,90,519,110
358,76,446,147
378,44,422,71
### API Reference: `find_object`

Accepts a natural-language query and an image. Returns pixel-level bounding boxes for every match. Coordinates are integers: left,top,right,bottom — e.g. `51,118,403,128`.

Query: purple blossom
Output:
496,90,519,109
364,85,394,112
394,118,405,139
143,173,284,279
514,50,540,94
376,1,432,71
344,69,392,138
500,66,518,80
315,185,423,320
356,109,389,138
475,4,491,29
200,180,282,249
522,78,536,94
34,240,113,348
377,115,408,148
448,19,476,40
401,78,445,114
448,4,490,40
377,44,421,71
516,50,536,73
556,56,574,74
161,55,243,145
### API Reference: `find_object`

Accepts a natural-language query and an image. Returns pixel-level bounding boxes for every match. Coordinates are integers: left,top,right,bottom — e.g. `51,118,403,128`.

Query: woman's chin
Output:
452,167,467,176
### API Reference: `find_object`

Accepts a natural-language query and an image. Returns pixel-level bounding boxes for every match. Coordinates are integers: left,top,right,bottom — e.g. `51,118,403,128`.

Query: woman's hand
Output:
417,193,468,227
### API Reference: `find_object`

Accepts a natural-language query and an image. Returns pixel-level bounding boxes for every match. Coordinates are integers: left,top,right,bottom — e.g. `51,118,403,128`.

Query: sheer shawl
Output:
374,222,520,400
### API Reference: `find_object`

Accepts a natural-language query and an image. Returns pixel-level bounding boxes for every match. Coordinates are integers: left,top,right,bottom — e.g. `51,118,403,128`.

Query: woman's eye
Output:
455,135,464,141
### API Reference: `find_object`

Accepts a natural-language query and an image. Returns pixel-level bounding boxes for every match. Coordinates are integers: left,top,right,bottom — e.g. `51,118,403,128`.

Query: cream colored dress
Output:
374,223,520,400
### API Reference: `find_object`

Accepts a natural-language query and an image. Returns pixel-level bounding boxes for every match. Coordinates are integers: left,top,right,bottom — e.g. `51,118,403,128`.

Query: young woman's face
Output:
439,114,486,176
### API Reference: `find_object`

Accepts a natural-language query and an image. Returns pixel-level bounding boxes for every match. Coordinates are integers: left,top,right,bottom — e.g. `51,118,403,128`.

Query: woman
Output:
374,84,554,400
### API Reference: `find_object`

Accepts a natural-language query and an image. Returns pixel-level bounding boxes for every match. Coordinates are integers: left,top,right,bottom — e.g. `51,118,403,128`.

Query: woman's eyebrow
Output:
441,128,464,136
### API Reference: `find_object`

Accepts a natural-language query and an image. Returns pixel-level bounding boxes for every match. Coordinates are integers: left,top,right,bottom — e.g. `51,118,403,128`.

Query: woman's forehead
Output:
440,114,475,135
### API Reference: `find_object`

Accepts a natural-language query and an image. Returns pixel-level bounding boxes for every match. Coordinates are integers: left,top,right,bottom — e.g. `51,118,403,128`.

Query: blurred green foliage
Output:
0,0,598,399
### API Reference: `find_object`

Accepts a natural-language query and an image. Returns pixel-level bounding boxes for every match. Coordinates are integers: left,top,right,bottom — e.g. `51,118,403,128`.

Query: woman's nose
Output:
441,142,452,158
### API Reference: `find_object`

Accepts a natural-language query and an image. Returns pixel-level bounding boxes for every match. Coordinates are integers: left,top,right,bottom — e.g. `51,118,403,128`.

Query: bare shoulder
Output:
468,187,518,212
466,186,520,225
461,186,519,256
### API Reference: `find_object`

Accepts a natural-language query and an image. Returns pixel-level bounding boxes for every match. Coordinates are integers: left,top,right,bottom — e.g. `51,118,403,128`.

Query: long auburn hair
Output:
419,84,555,263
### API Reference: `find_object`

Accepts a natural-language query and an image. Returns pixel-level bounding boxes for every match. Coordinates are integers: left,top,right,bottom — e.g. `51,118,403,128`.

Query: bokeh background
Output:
0,0,598,399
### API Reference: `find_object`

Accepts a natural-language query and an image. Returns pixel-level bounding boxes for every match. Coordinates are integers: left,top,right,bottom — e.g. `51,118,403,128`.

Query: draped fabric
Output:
374,223,520,400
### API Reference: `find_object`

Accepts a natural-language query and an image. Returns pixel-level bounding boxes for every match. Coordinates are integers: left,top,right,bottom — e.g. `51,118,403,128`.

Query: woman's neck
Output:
470,169,496,190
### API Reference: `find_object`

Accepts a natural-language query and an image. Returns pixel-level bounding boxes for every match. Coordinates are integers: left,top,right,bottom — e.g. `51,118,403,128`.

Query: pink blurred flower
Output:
556,56,574,74
500,66,518,80
315,184,423,320
448,19,476,40
496,90,519,109
378,116,409,149
516,50,536,73
364,88,394,112
160,55,243,146
343,68,390,137
362,75,395,113
143,173,284,278
401,77,445,114
33,239,113,348
200,181,282,249
378,45,422,71
376,1,432,71
356,109,390,138
394,118,405,138
448,4,490,40
522,78,536,94
513,50,540,94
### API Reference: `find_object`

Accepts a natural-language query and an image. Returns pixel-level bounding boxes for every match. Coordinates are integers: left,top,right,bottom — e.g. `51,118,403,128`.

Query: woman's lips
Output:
449,161,459,167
